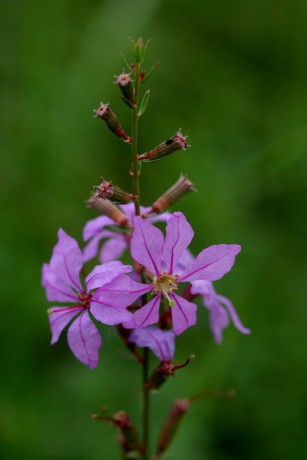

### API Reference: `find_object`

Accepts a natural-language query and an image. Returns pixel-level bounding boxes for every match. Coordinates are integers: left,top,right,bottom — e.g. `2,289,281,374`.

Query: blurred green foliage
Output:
1,0,307,459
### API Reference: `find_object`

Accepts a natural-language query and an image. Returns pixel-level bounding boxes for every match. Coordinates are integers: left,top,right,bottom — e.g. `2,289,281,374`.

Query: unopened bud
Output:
153,388,234,458
115,411,142,457
145,355,195,391
156,399,190,455
94,178,135,204
94,102,132,143
137,130,190,162
115,72,134,104
129,37,150,64
144,175,196,216
93,410,142,457
87,196,130,228
145,361,173,391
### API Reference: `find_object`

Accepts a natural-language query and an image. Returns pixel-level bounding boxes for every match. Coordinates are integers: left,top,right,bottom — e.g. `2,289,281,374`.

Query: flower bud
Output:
145,356,195,391
87,196,130,228
94,178,135,204
93,410,142,457
115,72,134,104
94,102,132,143
155,399,190,456
143,175,196,216
137,130,190,161
129,37,150,64
113,411,142,456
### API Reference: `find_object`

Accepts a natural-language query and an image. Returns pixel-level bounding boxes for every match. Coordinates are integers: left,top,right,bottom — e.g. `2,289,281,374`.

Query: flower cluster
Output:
42,209,249,368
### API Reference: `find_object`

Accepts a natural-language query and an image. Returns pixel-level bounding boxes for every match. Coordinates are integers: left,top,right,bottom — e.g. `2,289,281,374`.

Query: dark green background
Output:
1,0,306,459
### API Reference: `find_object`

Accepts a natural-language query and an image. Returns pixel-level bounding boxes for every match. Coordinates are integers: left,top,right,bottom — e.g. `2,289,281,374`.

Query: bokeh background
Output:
1,0,307,459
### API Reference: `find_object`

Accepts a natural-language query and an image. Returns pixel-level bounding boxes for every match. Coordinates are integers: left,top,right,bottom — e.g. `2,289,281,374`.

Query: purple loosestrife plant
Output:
42,38,250,460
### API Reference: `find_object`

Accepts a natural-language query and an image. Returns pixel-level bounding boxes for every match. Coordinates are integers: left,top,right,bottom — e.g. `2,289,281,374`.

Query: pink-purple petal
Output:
67,311,102,368
131,217,163,275
133,294,162,328
162,212,194,273
85,261,132,291
129,327,175,361
171,293,197,335
209,304,230,344
94,274,151,307
119,203,136,223
83,215,114,241
175,249,195,275
42,264,79,302
48,306,83,344
190,279,212,297
191,280,251,342
99,235,127,262
47,229,83,292
83,233,103,263
90,301,133,325
179,244,241,282
216,294,251,336
147,211,172,224
83,230,116,263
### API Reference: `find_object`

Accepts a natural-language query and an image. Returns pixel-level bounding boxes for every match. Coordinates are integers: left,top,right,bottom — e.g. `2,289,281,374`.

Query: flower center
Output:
78,292,92,309
152,272,179,306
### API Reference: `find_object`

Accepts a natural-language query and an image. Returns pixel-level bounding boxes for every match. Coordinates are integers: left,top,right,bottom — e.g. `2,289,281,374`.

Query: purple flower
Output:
83,203,171,263
190,280,251,343
42,229,143,368
126,212,241,335
129,327,175,362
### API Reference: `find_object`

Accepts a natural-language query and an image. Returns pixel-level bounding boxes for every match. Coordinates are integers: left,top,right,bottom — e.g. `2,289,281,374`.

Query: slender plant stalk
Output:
142,347,150,459
131,63,141,216
130,61,150,459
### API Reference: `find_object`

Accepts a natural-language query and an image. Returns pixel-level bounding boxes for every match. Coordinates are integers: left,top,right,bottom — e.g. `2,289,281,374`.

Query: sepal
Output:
137,130,189,162
94,102,132,143
94,178,135,204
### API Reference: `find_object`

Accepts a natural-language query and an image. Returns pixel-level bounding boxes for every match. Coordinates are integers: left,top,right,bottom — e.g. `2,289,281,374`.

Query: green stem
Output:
131,64,141,216
130,62,150,459
142,348,150,460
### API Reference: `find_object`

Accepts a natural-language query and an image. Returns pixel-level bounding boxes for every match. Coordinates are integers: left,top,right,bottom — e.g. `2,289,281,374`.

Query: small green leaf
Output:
138,90,150,117
141,61,160,84
129,38,137,54
120,96,135,110
120,53,131,69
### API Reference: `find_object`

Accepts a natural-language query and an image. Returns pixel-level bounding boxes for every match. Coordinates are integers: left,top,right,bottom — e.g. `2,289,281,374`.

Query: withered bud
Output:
94,178,135,204
93,410,142,457
143,175,196,216
114,72,134,103
145,355,195,391
137,130,190,162
87,196,130,228
94,102,132,143
114,411,142,456
156,399,190,456
152,389,235,458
